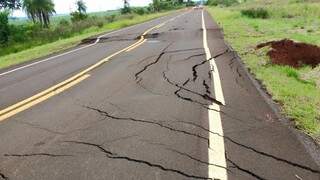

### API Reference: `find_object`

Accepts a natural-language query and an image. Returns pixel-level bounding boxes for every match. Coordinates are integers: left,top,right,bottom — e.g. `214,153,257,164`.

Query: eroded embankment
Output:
257,39,320,68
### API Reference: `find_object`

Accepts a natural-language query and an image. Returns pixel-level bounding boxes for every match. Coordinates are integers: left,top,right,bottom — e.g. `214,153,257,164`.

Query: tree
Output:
121,0,131,14
76,0,86,14
22,0,55,28
0,0,21,44
0,0,21,9
177,0,184,4
0,10,9,44
71,0,87,22
152,0,160,12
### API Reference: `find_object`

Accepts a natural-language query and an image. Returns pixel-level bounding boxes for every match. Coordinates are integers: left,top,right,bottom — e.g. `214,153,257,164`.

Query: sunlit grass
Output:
207,1,320,139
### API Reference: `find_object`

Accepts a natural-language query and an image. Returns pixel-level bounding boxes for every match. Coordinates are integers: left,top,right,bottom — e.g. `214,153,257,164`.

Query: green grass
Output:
0,11,173,69
9,10,120,25
207,0,320,140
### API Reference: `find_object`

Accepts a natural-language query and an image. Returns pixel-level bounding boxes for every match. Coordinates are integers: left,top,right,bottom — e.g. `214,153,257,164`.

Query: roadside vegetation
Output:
207,0,320,141
0,0,187,69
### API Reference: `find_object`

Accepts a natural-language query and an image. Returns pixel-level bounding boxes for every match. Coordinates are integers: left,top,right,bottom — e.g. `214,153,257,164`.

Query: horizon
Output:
12,0,153,17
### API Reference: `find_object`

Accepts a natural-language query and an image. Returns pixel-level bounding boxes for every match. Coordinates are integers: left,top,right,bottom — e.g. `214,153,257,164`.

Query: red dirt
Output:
257,39,320,68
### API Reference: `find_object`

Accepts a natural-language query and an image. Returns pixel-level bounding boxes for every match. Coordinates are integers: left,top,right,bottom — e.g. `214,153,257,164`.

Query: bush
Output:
133,7,147,15
105,14,116,22
0,11,9,45
121,6,131,14
71,11,88,22
241,8,270,19
53,25,72,38
97,21,104,28
207,0,238,7
118,14,134,20
59,19,70,26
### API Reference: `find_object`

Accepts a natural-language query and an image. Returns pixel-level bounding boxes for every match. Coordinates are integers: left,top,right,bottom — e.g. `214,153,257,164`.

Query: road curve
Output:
0,9,319,180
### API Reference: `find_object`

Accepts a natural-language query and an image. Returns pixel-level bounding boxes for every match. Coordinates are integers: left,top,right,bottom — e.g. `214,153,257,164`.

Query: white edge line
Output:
0,12,178,77
202,10,228,180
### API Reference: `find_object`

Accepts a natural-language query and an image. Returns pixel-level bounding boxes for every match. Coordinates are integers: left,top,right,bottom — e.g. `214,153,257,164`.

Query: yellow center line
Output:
126,39,147,52
0,14,175,122
0,74,90,122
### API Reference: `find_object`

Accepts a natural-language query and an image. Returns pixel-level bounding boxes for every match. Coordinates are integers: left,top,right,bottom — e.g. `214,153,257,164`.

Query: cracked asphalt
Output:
0,9,319,180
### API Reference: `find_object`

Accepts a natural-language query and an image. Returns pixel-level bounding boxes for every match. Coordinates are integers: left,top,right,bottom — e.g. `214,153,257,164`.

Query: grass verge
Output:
207,1,320,140
0,11,174,70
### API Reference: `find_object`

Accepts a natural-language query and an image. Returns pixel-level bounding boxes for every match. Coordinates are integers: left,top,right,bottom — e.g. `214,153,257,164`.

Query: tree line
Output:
0,0,188,52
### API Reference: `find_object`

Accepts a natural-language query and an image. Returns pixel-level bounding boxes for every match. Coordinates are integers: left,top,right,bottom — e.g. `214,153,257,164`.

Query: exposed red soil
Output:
257,39,320,68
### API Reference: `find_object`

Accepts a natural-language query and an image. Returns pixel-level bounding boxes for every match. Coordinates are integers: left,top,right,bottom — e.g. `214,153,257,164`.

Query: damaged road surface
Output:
0,9,319,180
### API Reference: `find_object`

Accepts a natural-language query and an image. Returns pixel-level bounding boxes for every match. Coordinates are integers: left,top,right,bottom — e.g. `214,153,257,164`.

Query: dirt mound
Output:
257,39,320,68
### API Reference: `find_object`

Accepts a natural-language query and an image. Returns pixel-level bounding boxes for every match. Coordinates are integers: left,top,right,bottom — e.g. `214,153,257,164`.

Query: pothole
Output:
169,27,184,31
80,36,135,44
143,32,161,39
257,39,320,68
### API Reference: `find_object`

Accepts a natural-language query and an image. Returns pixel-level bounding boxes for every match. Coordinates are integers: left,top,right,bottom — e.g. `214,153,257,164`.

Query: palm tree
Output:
23,0,36,23
124,0,129,7
121,0,130,14
76,0,86,15
22,0,55,27
0,0,21,9
71,0,87,22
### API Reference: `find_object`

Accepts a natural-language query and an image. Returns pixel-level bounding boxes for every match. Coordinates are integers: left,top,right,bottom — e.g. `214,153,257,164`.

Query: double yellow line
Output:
0,21,167,122
126,22,165,52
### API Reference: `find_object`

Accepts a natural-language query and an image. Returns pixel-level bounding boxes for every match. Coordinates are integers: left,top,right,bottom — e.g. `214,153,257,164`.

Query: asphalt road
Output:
0,9,319,180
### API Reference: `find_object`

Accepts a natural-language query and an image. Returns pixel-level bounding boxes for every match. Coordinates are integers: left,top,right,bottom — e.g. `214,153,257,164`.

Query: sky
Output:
12,0,153,17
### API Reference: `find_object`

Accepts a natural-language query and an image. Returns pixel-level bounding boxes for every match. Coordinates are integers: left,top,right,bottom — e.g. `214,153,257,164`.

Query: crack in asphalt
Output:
0,172,8,180
16,121,65,135
163,55,274,124
175,120,320,174
136,80,165,96
225,54,252,93
134,55,158,66
163,71,223,106
208,70,212,80
181,53,205,62
236,67,242,78
84,106,209,144
203,79,211,95
172,86,224,115
172,88,246,126
134,52,207,97
165,147,230,171
168,77,266,125
134,55,173,97
192,59,208,82
14,115,109,136
192,49,230,82
65,141,212,180
173,86,208,107
140,139,230,171
135,43,173,81
134,46,205,83
164,48,203,54
101,134,140,146
226,154,268,180
226,138,320,174
4,153,73,157
182,78,190,86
